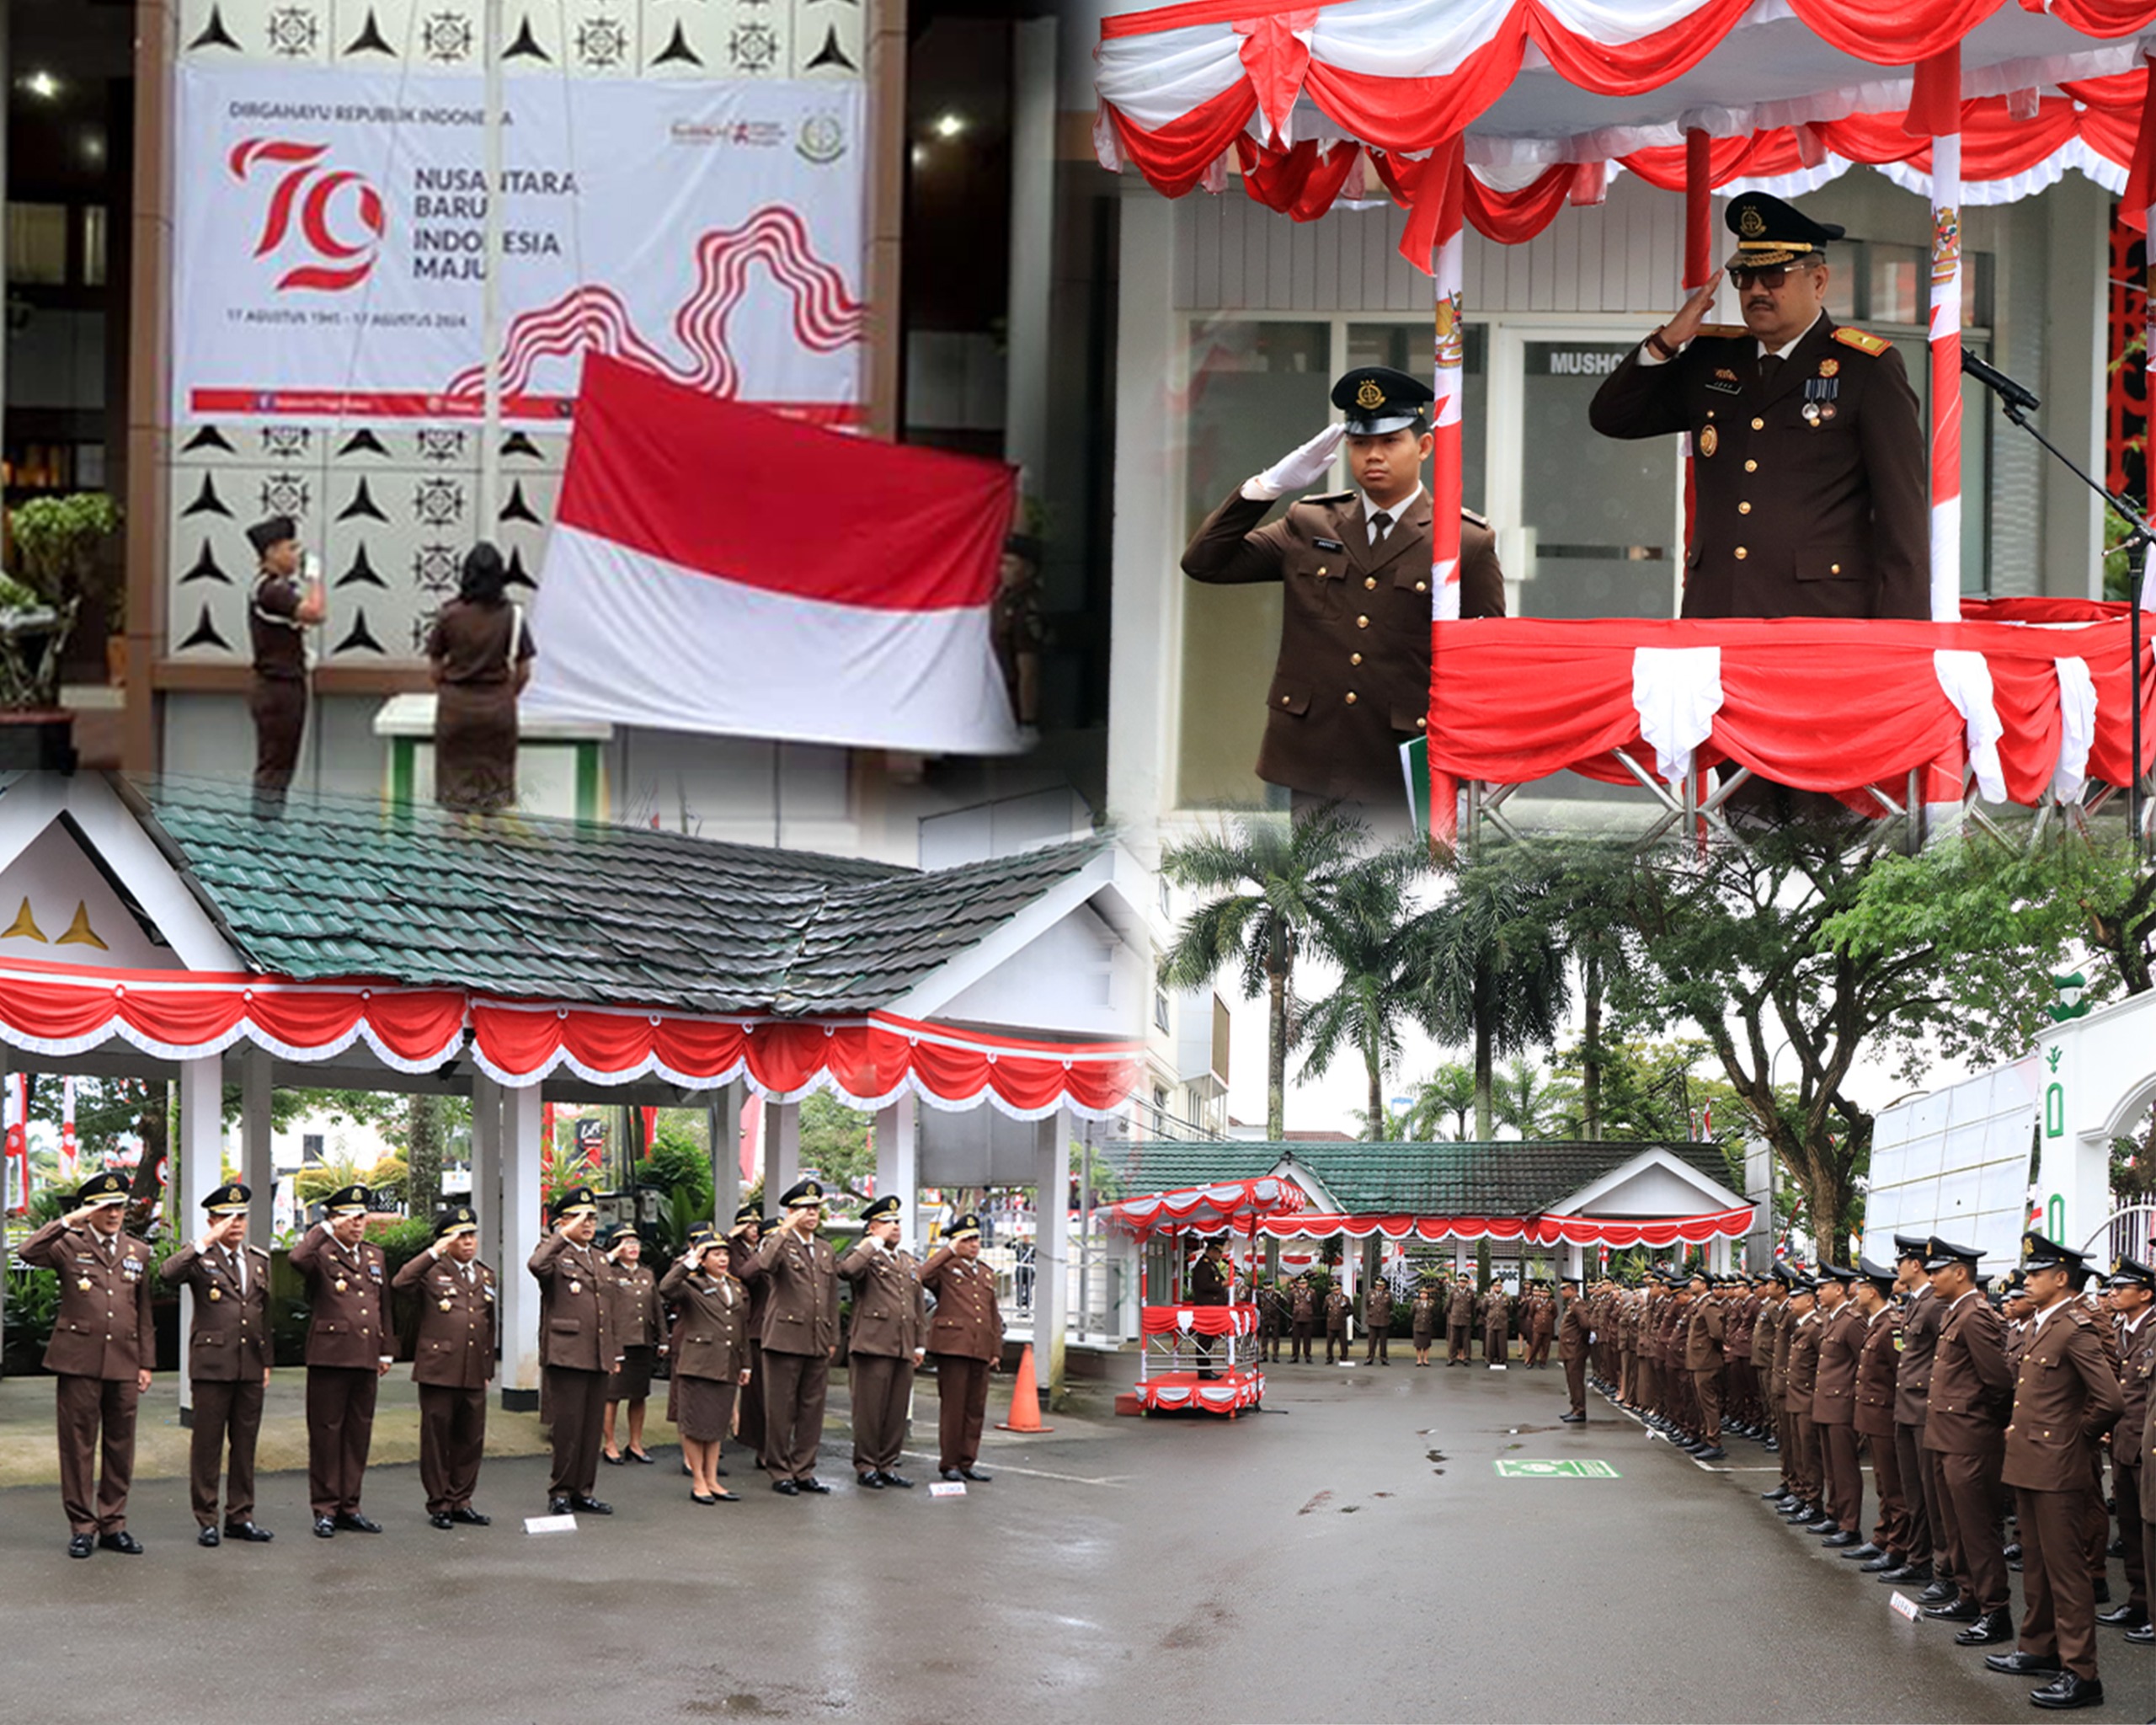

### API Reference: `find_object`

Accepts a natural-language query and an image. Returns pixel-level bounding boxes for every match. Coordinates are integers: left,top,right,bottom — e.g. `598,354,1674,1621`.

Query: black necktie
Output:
1758,353,1782,388
1370,510,1392,546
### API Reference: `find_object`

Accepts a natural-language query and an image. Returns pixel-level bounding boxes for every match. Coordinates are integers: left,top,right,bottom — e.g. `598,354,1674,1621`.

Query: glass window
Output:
1177,318,1330,807
1869,244,1925,327
1344,322,1487,514
7,204,69,286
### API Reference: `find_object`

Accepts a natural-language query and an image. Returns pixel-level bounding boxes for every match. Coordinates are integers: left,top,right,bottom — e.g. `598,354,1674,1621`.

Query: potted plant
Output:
7,493,123,694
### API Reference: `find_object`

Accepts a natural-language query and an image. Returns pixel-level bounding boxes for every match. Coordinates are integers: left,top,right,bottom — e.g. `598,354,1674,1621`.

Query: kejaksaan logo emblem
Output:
230,138,387,293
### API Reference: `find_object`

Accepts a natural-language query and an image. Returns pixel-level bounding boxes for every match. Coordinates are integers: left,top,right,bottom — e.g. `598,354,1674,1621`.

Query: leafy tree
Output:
1492,1057,1576,1140
1405,1060,1476,1141
405,1095,447,1218
1299,841,1441,1139
800,1093,875,1197
1159,808,1370,1138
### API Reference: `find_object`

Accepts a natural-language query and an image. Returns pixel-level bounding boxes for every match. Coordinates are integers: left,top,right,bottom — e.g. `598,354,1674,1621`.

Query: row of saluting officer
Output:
15,1172,1007,1557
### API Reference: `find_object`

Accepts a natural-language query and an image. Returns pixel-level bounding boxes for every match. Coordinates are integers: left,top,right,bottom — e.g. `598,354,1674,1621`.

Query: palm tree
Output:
1492,1057,1577,1140
1159,808,1369,1140
1417,853,1572,1139
1299,841,1439,1140
1406,1061,1477,1140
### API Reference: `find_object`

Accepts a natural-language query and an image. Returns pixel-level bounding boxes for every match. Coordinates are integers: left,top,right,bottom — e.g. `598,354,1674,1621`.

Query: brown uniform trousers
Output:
1289,1289,1315,1363
1924,1290,2015,1615
2004,1306,2123,1679
290,1225,391,1519
921,1247,1003,1473
1893,1284,1945,1581
1362,1288,1392,1365
1446,1286,1476,1365
527,1233,618,1502
1182,487,1503,805
1323,1292,1351,1364
838,1238,926,1477
1687,1300,1727,1445
161,1240,272,1529
392,1249,497,1514
1560,1300,1593,1418
1854,1306,1907,1557
20,1220,157,1535
1783,1315,1822,1504
1481,1294,1511,1365
2116,1313,2156,1626
1812,1303,1863,1532
754,1227,841,1482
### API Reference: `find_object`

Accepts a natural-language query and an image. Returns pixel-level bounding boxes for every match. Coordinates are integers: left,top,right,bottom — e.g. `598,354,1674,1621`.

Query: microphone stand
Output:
1965,362,2152,856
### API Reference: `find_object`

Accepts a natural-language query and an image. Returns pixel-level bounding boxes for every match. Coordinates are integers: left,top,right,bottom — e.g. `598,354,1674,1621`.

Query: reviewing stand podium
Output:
373,695,611,820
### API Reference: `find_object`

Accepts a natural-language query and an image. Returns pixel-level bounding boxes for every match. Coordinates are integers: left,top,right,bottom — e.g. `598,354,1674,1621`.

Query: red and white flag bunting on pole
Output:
58,1076,77,1185
527,355,1026,756
3,1072,26,1215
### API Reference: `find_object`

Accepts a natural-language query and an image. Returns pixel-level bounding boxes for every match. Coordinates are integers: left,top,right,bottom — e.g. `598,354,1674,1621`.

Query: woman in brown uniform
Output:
659,1234,752,1503
1411,1281,1438,1367
601,1224,662,1466
424,542,534,814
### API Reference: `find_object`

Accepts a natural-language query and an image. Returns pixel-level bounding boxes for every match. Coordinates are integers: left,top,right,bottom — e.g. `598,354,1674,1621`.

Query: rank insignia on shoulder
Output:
1832,327,1890,355
1462,507,1489,527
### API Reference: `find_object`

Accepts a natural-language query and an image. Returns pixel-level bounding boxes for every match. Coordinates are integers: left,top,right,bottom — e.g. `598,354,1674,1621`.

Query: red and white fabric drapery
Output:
1252,1206,1755,1246
1102,1175,1310,1236
0,957,1139,1121
1428,609,2156,808
1139,1303,1262,1336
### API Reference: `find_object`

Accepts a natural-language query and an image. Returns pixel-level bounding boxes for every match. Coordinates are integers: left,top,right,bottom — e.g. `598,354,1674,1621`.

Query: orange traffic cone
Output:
995,1343,1055,1433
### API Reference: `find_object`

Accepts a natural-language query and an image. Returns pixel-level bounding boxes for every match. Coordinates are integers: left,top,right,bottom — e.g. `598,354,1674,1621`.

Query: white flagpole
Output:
479,0,505,530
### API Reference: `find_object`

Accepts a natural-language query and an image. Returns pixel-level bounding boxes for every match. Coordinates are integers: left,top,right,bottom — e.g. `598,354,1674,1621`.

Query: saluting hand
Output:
1249,423,1348,500
1659,280,1720,352
62,1204,100,1229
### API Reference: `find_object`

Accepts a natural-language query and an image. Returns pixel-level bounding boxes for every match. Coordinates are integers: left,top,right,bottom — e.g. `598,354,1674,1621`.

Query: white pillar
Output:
498,1082,545,1405
873,1093,918,1250
769,1099,801,1200
1032,1107,1068,1400
176,1055,222,1411
471,1073,503,1286
708,1081,743,1231
241,1047,274,1243
1003,16,1056,490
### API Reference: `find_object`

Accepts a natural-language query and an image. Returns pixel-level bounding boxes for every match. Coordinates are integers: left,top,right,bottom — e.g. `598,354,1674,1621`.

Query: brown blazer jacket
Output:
1893,1283,1943,1426
1363,1283,1394,1328
1923,1291,2014,1455
1812,1303,1861,1425
606,1262,663,1350
1481,1292,1512,1338
1588,317,1926,620
1783,1313,1822,1410
837,1237,926,1358
392,1249,498,1389
2121,1312,2156,1471
1290,1285,1315,1322
291,1225,391,1370
2003,1303,2123,1493
920,1246,1003,1362
1726,1295,1758,1361
1753,1300,1785,1400
1559,1299,1593,1362
1446,1284,1477,1326
21,1220,157,1380
1182,486,1503,802
659,1259,751,1383
527,1232,619,1374
1684,1300,1726,1372
1853,1306,1903,1439
161,1239,273,1381
753,1226,840,1357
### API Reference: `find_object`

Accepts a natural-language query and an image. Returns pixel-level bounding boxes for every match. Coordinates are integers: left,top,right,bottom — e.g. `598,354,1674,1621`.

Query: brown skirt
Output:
674,1374,738,1445
435,683,519,814
608,1343,655,1403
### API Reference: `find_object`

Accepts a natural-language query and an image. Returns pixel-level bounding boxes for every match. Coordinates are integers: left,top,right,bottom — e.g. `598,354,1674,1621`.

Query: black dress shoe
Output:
1763,1439,1779,1452
1916,1579,1957,1605
1985,1652,2063,1675
1820,1530,1861,1549
2098,1605,2149,1628
1924,1598,1982,1622
1841,1543,1885,1562
2029,1674,2104,1711
627,1450,654,1465
794,1477,830,1495
1762,1486,1795,1500
2123,1622,2156,1645
857,1472,884,1490
333,1513,381,1534
67,1533,93,1559
879,1472,914,1489
601,1451,627,1466
1559,1413,1585,1423
572,1497,613,1514
429,1513,455,1530
449,1509,490,1526
1860,1552,1902,1573
313,1516,337,1538
1954,1609,2015,1646
939,1468,963,1482
1809,1521,1844,1537
2004,1542,2024,1562
223,1521,274,1542
96,1532,143,1555
771,1479,800,1496
961,1467,993,1482
1694,1446,1729,1461
198,1525,221,1547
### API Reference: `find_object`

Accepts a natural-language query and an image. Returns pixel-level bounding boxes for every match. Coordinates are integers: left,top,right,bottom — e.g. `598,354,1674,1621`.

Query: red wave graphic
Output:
442,205,866,404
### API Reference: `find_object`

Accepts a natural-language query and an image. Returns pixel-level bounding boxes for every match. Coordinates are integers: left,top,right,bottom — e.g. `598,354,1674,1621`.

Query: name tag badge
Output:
1312,537,1345,553
1705,378,1742,395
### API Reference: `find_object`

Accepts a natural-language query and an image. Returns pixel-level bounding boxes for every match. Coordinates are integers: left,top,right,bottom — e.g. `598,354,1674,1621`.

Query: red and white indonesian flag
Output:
529,357,1025,754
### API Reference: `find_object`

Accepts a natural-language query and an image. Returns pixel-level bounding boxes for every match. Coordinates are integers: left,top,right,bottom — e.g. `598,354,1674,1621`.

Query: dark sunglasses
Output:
1727,260,1820,291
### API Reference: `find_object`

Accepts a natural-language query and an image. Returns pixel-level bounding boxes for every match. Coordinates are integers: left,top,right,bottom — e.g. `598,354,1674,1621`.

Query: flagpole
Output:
479,0,505,531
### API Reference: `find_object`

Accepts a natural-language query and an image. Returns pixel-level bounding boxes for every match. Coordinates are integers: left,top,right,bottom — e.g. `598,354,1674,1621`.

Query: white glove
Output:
1242,423,1346,502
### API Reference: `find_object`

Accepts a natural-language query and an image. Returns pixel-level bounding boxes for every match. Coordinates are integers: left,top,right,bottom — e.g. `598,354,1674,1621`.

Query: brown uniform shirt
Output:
1182,487,1504,802
249,572,307,680
2118,1311,2156,1471
424,598,533,686
392,1249,498,1389
1364,1283,1393,1329
1812,1302,1861,1425
1684,1299,1726,1371
1853,1305,1902,1439
160,1240,272,1381
1446,1284,1477,1327
753,1227,841,1358
1894,1283,1943,1426
920,1247,1003,1361
527,1233,619,1373
1923,1290,2014,1455
290,1226,390,1369
1588,318,1927,620
1783,1312,1822,1409
659,1260,751,1383
606,1261,663,1350
837,1237,926,1358
2004,1303,2122,1492
21,1220,157,1379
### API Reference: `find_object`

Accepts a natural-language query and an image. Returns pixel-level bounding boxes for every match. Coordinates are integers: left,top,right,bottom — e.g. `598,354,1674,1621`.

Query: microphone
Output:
1961,349,2041,414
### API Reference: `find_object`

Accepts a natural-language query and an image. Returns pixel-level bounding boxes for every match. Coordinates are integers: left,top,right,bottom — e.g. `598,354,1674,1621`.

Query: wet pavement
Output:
0,1359,2141,1722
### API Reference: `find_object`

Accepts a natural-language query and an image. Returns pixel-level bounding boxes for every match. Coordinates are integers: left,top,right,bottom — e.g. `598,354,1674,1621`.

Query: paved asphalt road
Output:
0,1360,2142,1723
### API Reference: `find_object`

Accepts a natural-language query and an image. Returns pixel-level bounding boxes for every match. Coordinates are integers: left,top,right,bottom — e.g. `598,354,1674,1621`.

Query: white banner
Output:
173,66,867,427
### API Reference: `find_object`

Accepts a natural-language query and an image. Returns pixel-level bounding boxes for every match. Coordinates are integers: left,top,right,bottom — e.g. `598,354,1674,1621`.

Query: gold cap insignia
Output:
1738,206,1766,238
1354,379,1385,410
